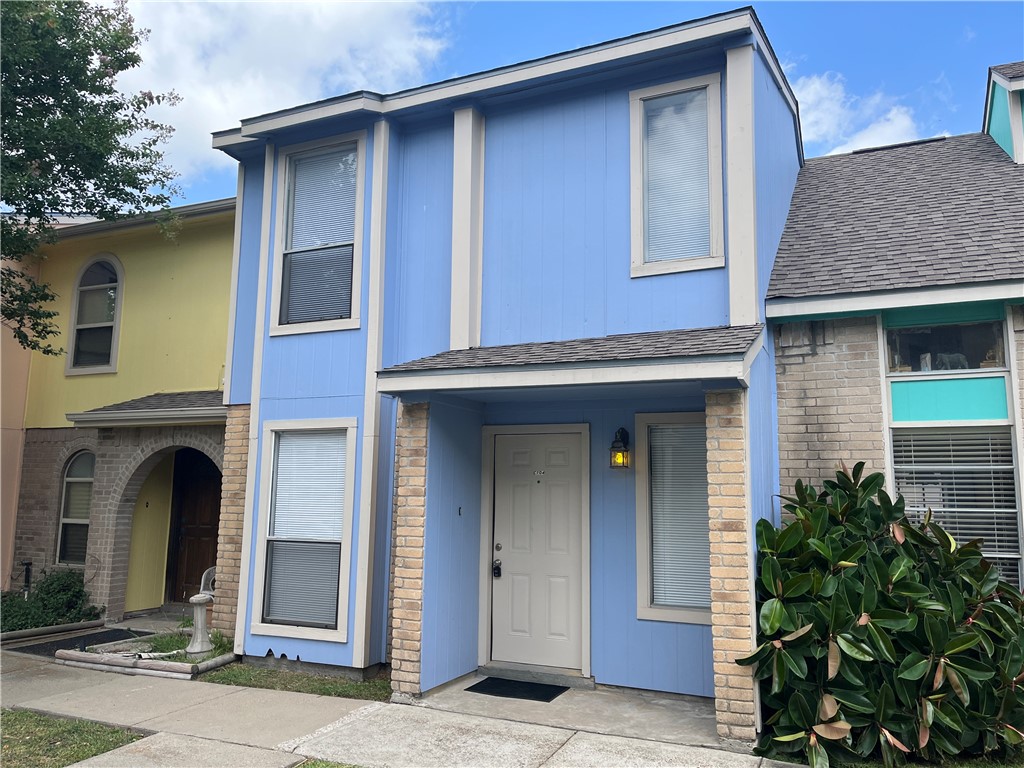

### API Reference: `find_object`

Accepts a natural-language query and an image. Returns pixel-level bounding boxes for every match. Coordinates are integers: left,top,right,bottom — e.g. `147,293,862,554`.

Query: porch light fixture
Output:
610,427,630,469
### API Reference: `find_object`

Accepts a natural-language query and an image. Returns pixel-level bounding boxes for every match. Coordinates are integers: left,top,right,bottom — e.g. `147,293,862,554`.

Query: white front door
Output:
491,432,583,669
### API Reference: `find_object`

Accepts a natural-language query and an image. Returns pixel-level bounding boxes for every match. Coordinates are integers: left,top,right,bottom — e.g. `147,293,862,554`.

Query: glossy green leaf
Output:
943,633,981,656
760,598,786,636
830,688,875,714
776,520,805,554
761,556,783,599
836,633,874,662
866,622,897,664
897,653,930,681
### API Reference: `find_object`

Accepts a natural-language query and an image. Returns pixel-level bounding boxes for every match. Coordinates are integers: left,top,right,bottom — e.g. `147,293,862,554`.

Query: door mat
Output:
8,628,154,658
465,676,569,702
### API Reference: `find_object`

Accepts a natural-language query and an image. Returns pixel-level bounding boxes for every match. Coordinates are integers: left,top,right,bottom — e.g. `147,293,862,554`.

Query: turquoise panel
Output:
891,377,1008,422
884,302,1005,328
988,82,1014,158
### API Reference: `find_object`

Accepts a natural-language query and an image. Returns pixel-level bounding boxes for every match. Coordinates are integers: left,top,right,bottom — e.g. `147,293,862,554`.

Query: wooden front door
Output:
167,449,222,602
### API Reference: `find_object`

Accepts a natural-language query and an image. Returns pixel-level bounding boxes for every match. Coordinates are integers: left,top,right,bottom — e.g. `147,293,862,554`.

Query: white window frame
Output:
56,451,94,567
250,417,358,642
65,254,124,376
269,133,366,336
634,411,712,624
629,73,724,278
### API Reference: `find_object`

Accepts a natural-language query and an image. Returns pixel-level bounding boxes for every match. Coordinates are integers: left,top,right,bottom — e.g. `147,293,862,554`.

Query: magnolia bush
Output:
738,464,1024,767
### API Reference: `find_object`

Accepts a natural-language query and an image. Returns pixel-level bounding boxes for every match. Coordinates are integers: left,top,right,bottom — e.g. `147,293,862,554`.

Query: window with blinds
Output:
647,422,711,611
642,87,711,263
263,430,347,628
72,260,119,368
281,146,358,325
58,452,94,565
892,428,1021,584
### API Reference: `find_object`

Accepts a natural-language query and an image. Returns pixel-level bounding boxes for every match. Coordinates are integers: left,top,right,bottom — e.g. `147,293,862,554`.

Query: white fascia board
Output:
992,71,1024,93
66,406,228,428
377,355,751,394
234,14,753,137
765,281,1024,320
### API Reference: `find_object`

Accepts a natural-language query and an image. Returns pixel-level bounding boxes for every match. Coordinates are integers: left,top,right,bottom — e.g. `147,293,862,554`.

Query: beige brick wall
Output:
390,401,428,697
212,404,249,635
706,390,757,741
774,317,886,491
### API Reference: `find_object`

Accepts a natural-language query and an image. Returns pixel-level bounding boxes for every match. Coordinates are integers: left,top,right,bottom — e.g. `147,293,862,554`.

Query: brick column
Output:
390,401,428,699
706,390,757,741
212,404,250,635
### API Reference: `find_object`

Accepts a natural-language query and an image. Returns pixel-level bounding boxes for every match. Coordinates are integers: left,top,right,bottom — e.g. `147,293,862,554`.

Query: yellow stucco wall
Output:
124,452,175,613
24,212,234,427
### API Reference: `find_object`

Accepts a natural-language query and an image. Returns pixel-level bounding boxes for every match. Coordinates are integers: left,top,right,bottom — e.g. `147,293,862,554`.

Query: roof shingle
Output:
767,133,1024,301
992,62,1024,80
82,390,224,414
380,325,763,374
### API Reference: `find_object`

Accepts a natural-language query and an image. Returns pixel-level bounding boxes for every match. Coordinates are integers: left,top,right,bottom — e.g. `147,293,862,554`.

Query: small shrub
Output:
0,570,102,633
738,464,1024,767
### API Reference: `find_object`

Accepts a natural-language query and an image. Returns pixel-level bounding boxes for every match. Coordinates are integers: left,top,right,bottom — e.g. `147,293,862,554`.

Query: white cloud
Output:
792,70,926,155
115,2,449,187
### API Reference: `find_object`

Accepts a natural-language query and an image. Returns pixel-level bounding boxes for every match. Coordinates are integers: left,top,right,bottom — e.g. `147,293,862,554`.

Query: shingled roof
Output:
380,325,762,374
767,133,1024,301
992,62,1024,80
68,390,226,425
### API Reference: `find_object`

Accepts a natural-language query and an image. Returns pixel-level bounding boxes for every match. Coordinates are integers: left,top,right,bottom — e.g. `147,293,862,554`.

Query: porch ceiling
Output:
377,325,763,396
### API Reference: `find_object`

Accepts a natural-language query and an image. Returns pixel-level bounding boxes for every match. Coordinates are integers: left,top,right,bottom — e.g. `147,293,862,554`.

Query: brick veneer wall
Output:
706,390,757,741
390,401,429,698
774,317,887,490
12,428,99,584
15,424,225,621
212,405,249,634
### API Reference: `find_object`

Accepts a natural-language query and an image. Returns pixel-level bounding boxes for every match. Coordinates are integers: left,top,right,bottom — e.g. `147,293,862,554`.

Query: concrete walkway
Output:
1,650,785,768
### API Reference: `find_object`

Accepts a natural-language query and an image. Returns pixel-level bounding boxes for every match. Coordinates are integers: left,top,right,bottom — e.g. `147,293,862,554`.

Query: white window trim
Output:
250,417,358,642
65,254,124,376
269,133,366,337
629,73,724,278
634,411,712,625
55,451,93,567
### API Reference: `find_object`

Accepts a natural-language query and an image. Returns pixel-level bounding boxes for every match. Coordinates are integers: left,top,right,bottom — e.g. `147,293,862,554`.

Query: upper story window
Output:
630,73,724,278
271,135,365,336
58,451,94,565
886,321,1005,373
67,256,123,374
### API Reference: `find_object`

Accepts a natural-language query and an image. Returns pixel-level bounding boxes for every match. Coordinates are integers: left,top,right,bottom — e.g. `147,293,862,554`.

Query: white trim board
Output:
766,281,1024,320
232,142,276,653
66,407,227,428
725,45,759,326
223,165,245,405
378,356,756,394
450,107,485,350
477,424,591,679
352,118,391,667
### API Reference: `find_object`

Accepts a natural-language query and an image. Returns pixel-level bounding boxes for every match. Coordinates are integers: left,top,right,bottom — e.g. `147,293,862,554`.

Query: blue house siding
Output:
749,346,782,526
383,122,455,369
481,393,713,697
226,155,266,404
480,71,729,348
420,398,484,691
753,53,801,316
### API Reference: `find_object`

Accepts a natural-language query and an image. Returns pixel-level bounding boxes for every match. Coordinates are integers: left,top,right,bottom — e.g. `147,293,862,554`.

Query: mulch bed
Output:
8,628,153,658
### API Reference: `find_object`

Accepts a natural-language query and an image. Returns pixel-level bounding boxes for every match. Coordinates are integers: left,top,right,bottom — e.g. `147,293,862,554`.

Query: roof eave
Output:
53,198,235,241
66,406,229,428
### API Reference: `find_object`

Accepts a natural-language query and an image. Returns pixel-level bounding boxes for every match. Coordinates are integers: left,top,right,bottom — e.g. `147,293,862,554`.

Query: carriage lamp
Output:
609,428,630,469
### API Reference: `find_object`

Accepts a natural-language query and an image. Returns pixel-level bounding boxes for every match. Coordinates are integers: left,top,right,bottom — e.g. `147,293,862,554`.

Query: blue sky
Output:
120,2,1023,205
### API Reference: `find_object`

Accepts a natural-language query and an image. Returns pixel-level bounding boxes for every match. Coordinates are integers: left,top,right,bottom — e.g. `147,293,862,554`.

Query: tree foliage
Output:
739,465,1024,767
1,0,178,353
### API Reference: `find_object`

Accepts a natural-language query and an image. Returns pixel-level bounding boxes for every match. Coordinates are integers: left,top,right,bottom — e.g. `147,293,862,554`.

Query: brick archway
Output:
85,425,225,620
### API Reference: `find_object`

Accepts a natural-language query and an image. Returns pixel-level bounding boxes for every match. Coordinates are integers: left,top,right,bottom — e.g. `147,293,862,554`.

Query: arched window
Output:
57,452,94,565
69,257,122,371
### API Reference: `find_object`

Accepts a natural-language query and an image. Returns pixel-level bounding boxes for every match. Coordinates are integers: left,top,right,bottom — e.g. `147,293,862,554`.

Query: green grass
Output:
0,709,141,768
200,663,392,701
94,630,233,663
299,760,360,768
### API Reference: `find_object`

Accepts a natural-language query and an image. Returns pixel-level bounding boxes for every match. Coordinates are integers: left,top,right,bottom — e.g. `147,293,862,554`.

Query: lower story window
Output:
635,413,711,623
892,427,1021,584
262,429,349,629
58,451,94,565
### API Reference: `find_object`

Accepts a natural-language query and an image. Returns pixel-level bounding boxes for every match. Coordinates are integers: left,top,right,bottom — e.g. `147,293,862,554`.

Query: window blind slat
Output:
270,431,346,540
63,483,93,520
644,88,710,263
264,540,341,628
282,245,353,324
649,423,711,609
893,428,1020,585
289,149,357,250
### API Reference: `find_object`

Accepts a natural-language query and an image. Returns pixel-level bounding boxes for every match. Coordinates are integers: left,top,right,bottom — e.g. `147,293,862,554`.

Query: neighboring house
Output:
213,7,801,739
9,199,245,633
767,65,1024,585
2,297,34,592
